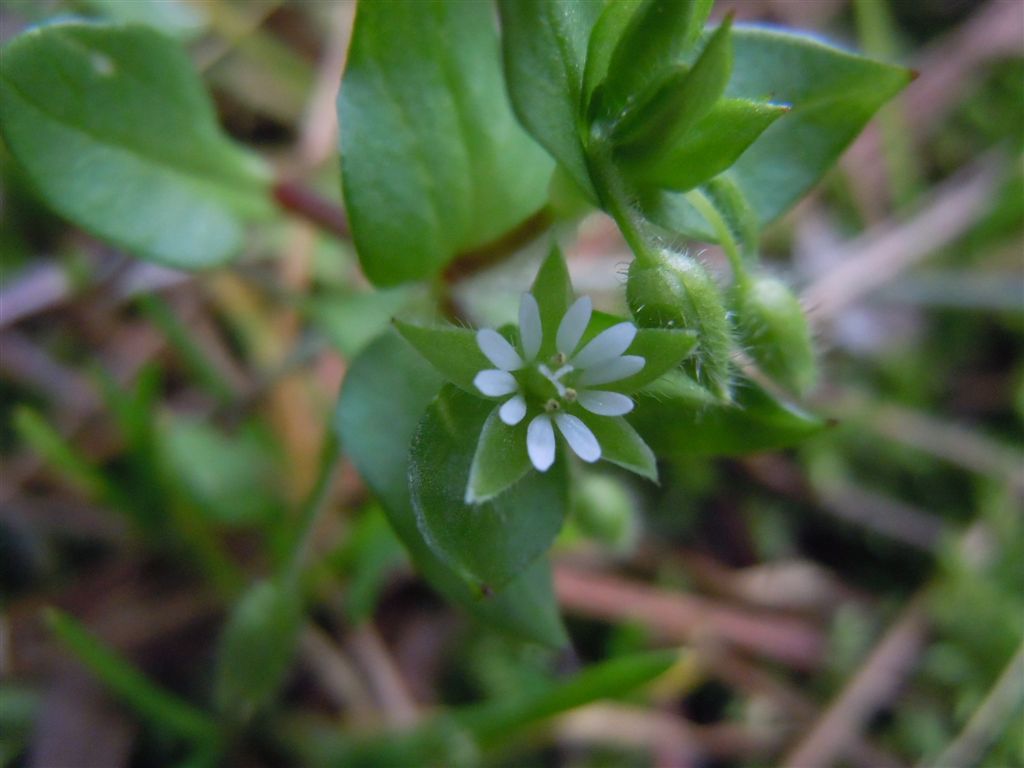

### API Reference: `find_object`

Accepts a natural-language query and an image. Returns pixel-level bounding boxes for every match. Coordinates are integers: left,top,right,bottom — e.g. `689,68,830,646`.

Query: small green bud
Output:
572,473,638,553
732,274,817,395
627,250,733,400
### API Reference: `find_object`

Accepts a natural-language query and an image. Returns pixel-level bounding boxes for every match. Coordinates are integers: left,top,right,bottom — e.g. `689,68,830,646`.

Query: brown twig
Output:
781,595,930,768
273,180,350,240
553,563,825,669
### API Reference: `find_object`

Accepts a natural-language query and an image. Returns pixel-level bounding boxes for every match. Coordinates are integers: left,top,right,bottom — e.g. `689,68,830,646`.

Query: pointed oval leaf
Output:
341,0,554,286
624,98,788,192
410,386,569,592
0,22,271,269
498,0,602,199
336,330,567,647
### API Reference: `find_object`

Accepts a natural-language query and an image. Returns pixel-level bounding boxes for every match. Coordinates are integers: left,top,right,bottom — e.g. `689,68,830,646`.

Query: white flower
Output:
472,293,645,472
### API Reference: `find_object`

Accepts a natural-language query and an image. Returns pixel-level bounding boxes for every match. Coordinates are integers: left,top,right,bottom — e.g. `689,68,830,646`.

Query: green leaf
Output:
498,0,602,199
394,320,492,396
340,0,553,286
467,409,533,504
410,386,569,591
213,578,303,722
459,649,678,748
630,376,825,456
335,330,567,647
641,25,912,237
313,649,679,765
162,418,280,526
625,98,788,192
0,22,271,269
46,609,220,747
612,15,733,157
588,416,657,481
13,406,110,500
600,0,714,119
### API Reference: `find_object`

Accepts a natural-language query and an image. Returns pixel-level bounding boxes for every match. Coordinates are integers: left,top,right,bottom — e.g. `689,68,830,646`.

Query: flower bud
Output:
732,274,817,395
627,250,733,400
572,473,638,553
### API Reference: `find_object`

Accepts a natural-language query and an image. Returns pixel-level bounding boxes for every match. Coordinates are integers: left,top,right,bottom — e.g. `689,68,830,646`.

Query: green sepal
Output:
611,15,733,159
530,244,575,358
588,416,657,481
601,327,698,394
466,407,532,504
599,0,713,120
393,319,492,396
624,98,788,192
410,385,569,592
630,375,825,456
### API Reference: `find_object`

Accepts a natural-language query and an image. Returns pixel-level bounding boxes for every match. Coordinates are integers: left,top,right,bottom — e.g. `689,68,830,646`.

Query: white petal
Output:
556,296,592,356
518,293,542,362
576,355,645,386
554,413,601,463
572,322,637,369
577,390,634,416
477,328,523,371
474,369,518,397
527,414,556,471
499,394,527,425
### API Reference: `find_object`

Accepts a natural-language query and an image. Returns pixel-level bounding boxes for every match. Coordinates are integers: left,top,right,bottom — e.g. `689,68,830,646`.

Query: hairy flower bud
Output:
732,274,817,395
627,250,733,401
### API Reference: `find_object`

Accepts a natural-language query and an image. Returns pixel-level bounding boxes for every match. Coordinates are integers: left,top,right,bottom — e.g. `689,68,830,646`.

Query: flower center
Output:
520,358,579,409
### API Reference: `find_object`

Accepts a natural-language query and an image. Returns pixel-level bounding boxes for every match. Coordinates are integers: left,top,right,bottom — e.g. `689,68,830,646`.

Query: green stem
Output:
684,188,748,286
283,431,340,582
587,147,662,269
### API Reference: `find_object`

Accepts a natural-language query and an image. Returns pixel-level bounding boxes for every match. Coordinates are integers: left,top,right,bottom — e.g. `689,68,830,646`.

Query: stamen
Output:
564,388,577,402
544,398,561,413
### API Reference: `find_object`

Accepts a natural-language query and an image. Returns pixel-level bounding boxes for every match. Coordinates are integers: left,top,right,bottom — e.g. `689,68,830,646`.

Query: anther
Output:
564,388,577,402
544,398,561,413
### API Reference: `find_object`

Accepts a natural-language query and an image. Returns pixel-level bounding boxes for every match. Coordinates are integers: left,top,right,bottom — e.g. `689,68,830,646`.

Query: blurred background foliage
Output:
1,1,1022,767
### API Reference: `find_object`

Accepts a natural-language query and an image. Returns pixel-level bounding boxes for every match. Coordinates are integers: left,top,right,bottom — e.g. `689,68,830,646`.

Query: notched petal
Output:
554,413,601,463
556,296,592,356
477,328,523,371
474,369,518,397
578,390,634,416
577,355,645,386
572,322,637,369
518,293,543,362
527,414,556,471
499,394,527,425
